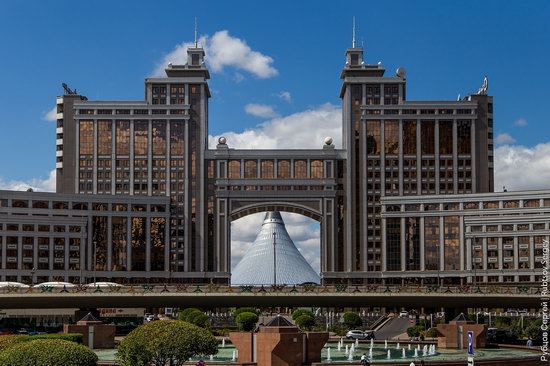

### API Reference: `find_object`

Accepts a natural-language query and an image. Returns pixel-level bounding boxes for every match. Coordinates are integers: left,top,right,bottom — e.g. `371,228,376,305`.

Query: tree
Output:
0,339,97,366
343,312,362,329
295,314,315,331
236,312,259,332
116,320,218,366
178,308,201,321
292,309,314,321
187,311,210,328
235,308,257,317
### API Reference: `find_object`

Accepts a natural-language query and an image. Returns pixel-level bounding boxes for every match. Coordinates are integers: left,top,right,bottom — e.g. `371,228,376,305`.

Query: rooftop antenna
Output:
352,16,356,48
194,17,198,47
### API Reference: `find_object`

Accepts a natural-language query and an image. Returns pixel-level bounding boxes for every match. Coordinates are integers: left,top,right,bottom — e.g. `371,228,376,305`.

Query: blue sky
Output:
0,0,549,190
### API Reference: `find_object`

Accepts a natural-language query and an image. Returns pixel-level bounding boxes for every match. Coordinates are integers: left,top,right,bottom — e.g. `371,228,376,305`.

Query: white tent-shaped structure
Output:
231,211,320,285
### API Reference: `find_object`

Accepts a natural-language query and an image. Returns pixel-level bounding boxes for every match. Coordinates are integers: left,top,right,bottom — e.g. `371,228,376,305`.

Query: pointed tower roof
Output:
231,212,320,285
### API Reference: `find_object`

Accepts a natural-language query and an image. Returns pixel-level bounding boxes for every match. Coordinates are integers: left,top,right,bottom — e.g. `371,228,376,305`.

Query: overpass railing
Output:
0,284,541,296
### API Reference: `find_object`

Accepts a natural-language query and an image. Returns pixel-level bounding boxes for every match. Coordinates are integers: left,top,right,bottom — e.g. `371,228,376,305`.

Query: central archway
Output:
213,195,339,283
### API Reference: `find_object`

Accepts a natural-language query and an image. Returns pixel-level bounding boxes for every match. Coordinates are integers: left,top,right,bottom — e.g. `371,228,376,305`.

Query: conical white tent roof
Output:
231,212,320,285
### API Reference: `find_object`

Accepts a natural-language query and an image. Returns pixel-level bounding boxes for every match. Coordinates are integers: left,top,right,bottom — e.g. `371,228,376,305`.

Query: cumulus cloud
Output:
209,103,341,149
278,91,292,103
231,212,320,273
152,30,278,79
244,103,278,118
495,143,550,191
0,169,56,192
514,118,528,127
495,133,516,145
43,106,57,122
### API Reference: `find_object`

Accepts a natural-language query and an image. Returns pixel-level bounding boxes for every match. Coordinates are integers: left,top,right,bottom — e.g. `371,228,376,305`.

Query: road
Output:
374,317,413,340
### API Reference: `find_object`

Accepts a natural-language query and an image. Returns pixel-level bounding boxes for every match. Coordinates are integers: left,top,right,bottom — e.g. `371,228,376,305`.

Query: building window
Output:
386,218,401,271
228,160,240,179
277,160,291,179
170,121,184,156
244,160,257,179
261,160,274,179
439,121,453,155
457,120,471,154
152,120,167,155
310,160,323,178
294,160,307,178
134,120,148,155
116,120,130,155
402,121,416,155
421,121,435,155
366,121,381,154
444,216,460,270
384,121,399,155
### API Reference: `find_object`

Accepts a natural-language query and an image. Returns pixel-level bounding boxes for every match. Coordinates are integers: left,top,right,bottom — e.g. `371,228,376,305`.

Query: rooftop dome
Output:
231,212,320,285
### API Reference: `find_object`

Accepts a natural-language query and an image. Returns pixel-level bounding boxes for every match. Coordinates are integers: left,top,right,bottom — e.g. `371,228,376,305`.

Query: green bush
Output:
0,333,83,353
178,308,201,321
234,308,257,317
291,309,314,321
116,320,217,366
0,335,25,352
187,311,210,328
425,327,439,338
0,339,97,366
235,312,259,332
407,325,423,337
295,315,315,331
495,316,511,328
343,312,362,329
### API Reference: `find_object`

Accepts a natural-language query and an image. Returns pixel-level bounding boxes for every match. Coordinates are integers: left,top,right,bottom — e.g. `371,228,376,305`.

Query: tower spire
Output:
352,16,356,48
194,17,198,47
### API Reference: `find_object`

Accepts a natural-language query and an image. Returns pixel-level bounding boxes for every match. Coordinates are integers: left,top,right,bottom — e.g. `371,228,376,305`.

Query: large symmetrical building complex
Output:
0,42,546,285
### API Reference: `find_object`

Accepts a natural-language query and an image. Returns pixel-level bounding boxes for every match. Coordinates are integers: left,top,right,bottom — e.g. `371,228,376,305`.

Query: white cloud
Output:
495,143,550,191
152,30,278,79
231,212,320,273
43,106,57,122
514,118,528,127
495,133,516,145
244,103,278,118
278,91,292,103
0,169,56,192
209,103,341,149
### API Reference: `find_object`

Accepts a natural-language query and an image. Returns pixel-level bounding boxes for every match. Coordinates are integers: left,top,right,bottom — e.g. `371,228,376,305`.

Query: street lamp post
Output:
93,240,97,284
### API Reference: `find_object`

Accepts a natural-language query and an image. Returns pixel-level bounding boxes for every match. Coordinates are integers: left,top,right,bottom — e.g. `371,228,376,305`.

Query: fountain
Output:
231,350,236,362
396,342,400,350
347,350,354,361
414,348,419,358
209,355,214,361
408,344,411,350
417,344,421,351
221,338,226,348
370,338,374,349
337,341,342,352
387,350,391,359
402,348,406,358
345,345,349,355
368,348,373,359
384,340,388,349
423,345,428,357
326,347,332,362
355,338,359,348
350,344,355,354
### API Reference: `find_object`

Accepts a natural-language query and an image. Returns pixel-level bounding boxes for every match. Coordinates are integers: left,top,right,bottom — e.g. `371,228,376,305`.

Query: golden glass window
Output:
421,121,435,155
170,121,184,155
79,120,93,155
134,120,148,155
366,120,381,154
310,160,323,178
244,160,257,179
152,120,167,155
97,120,112,155
260,160,274,179
228,160,240,179
439,121,453,154
402,120,416,155
384,121,399,155
277,160,291,179
116,120,130,155
294,160,307,178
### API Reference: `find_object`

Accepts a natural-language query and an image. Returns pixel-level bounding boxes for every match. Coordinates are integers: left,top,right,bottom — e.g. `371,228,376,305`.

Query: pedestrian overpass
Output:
0,284,540,309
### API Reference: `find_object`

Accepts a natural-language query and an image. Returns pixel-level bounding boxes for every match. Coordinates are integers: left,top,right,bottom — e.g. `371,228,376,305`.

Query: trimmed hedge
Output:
187,311,210,328
295,314,315,331
0,339,97,366
0,333,83,353
178,308,201,321
343,312,362,329
234,308,257,317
